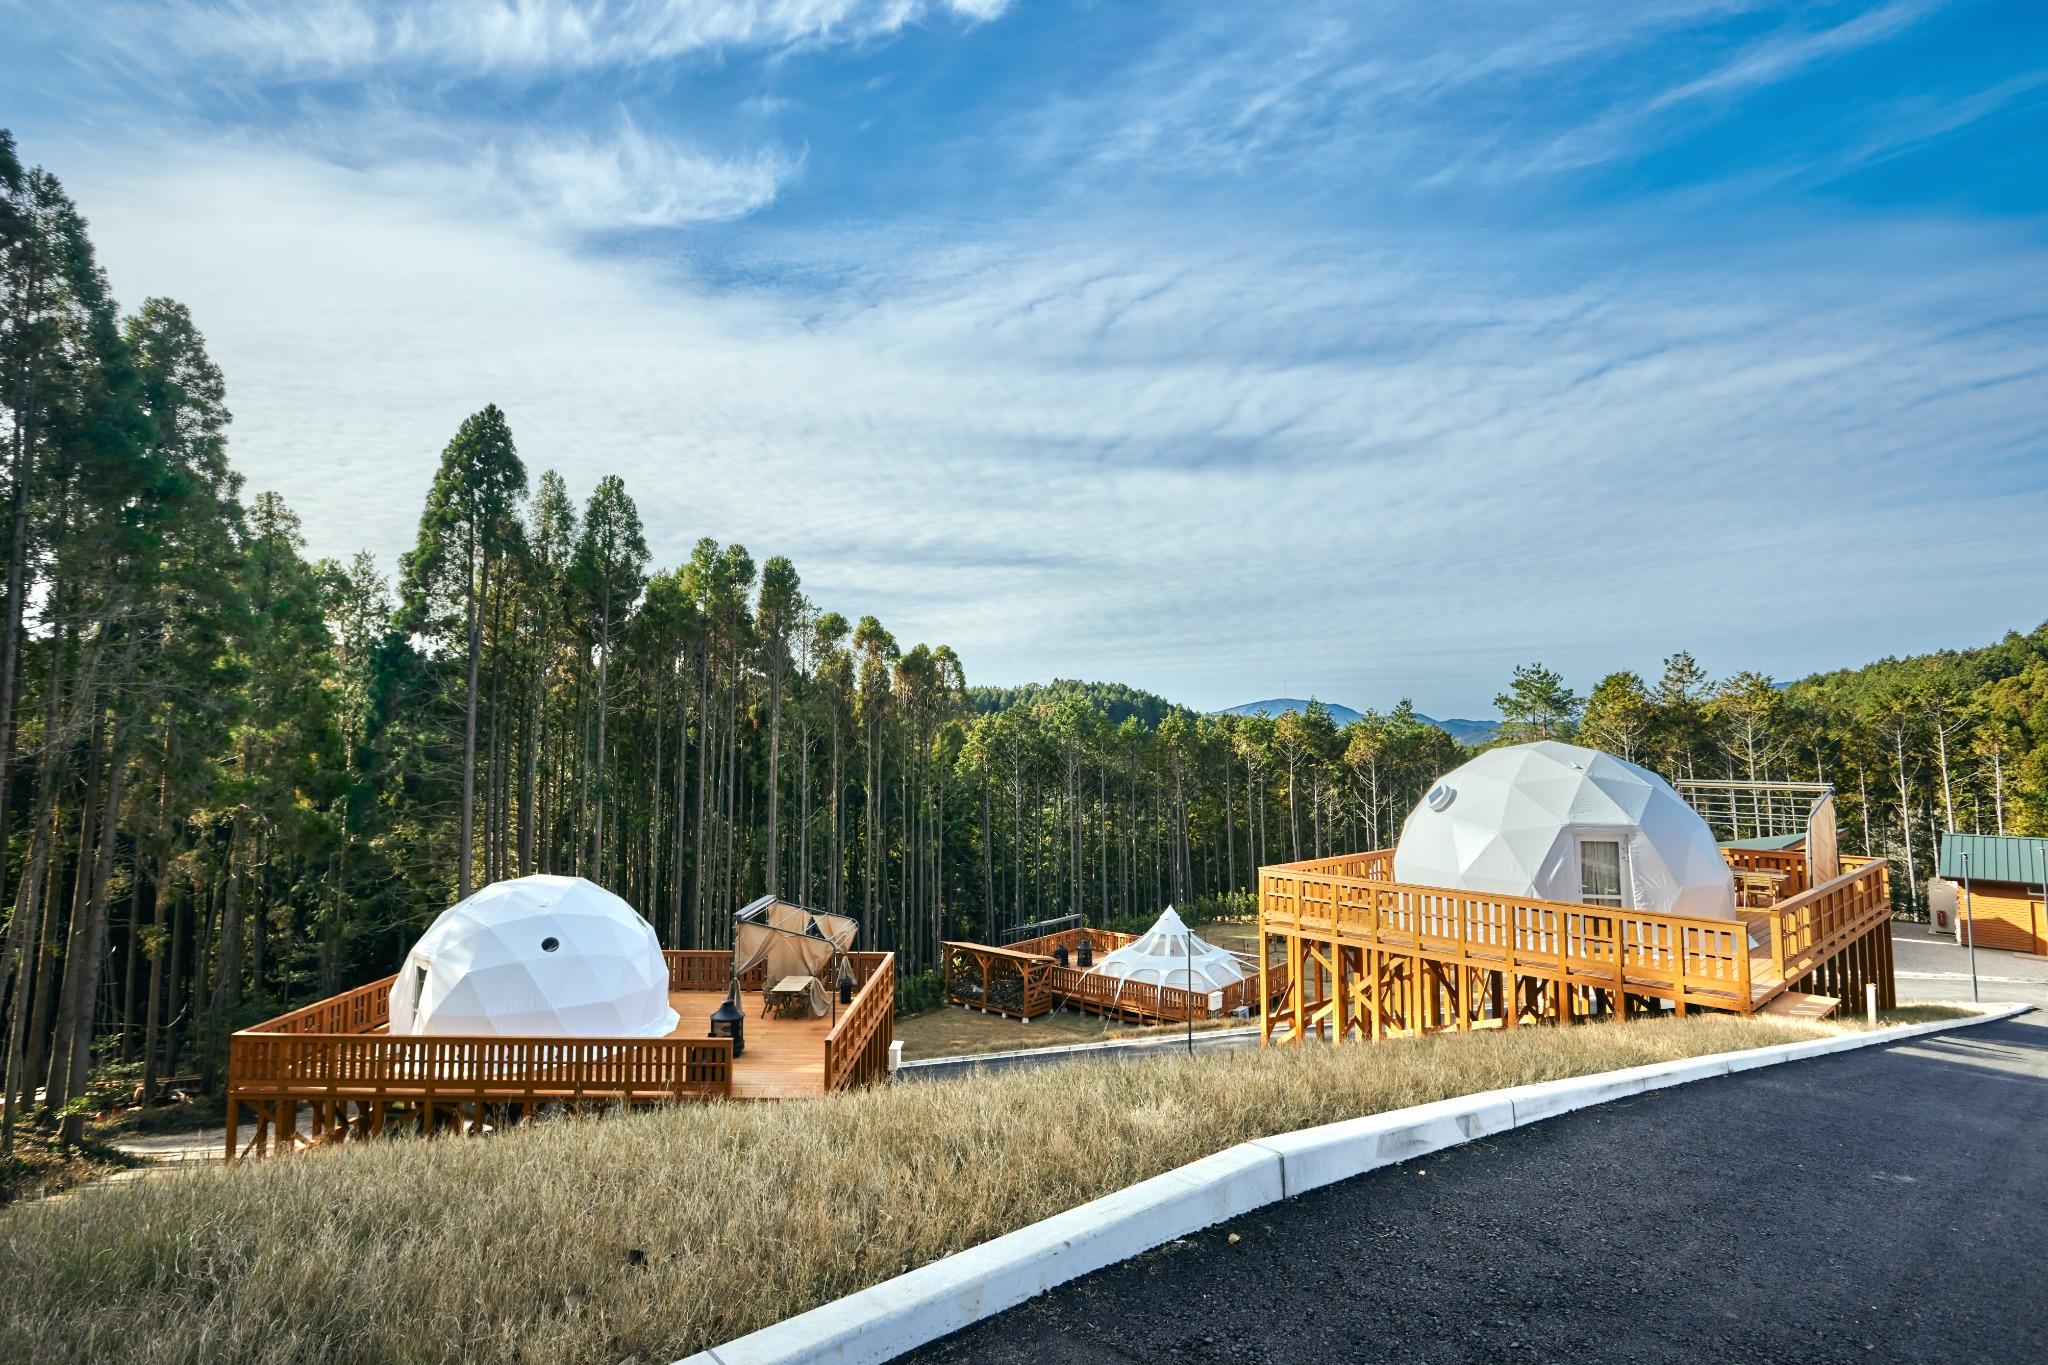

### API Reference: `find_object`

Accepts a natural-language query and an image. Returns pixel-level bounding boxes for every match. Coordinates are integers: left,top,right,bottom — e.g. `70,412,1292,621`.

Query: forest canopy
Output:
1,129,2042,1143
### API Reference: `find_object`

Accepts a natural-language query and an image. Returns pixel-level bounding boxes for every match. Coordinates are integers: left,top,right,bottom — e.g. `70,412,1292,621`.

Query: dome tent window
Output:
1578,839,1626,908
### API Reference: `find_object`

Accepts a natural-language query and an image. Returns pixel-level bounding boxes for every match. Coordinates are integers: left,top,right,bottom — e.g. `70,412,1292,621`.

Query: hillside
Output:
966,679,1189,729
1221,697,1498,746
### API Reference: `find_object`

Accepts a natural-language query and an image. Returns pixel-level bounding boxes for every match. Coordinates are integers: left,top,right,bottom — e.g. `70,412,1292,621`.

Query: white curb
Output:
679,1003,2030,1365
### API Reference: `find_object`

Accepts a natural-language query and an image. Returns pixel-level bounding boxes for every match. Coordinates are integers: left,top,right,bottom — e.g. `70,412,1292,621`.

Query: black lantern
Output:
1053,945,1070,968
709,978,746,1057
838,965,856,1005
1076,936,1094,969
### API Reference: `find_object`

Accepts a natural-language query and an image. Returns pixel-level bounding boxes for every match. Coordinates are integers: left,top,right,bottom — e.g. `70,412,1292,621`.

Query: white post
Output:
1865,981,1877,1028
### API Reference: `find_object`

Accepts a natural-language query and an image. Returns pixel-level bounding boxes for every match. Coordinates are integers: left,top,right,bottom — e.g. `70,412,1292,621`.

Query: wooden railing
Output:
1046,962,1277,1022
1006,926,1136,959
662,951,767,993
1719,846,1810,900
1749,857,1889,986
1261,864,1755,1008
824,952,894,1090
229,1033,733,1102
247,976,395,1036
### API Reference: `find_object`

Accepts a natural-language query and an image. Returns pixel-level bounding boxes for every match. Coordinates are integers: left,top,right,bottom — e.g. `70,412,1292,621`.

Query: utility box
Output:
1928,878,1961,938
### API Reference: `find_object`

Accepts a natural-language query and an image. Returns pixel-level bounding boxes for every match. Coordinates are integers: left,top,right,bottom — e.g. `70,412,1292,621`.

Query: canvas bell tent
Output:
387,875,680,1038
1393,740,1736,920
1086,906,1247,993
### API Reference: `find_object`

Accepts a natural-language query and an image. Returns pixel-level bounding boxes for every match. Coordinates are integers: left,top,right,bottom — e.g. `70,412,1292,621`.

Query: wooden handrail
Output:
1260,865,1755,1005
228,1033,733,1099
823,952,893,1091
1762,860,1890,983
245,976,396,1035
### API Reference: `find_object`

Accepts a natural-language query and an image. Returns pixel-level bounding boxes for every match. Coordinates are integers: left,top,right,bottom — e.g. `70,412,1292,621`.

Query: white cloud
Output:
492,123,799,228
55,140,2048,714
95,0,1009,80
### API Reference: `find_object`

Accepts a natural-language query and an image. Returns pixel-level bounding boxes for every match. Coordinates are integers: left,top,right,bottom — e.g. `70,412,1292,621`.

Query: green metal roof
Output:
1938,833,2048,886
1721,833,1808,851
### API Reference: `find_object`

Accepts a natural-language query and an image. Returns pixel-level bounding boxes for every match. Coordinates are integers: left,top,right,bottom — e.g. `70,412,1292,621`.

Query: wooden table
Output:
765,975,819,1019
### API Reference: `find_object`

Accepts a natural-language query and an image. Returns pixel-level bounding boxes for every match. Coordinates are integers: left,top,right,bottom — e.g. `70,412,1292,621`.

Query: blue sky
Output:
5,0,2046,716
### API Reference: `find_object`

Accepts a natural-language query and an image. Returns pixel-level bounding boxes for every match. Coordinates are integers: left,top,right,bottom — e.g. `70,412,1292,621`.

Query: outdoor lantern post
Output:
709,976,746,1057
1960,850,1979,1003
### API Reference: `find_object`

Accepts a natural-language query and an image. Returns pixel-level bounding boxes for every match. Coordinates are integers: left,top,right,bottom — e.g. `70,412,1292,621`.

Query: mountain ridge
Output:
1219,697,1499,746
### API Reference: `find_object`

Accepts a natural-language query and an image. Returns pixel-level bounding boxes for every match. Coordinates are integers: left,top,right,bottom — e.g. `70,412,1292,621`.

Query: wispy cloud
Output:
11,0,2042,712
94,0,1008,81
489,122,799,228
1646,1,1938,112
58,140,2048,711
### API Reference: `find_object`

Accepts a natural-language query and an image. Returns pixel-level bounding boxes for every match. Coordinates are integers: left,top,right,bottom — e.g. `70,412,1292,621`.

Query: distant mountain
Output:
1423,715,1501,746
1219,697,1498,746
1220,697,1366,726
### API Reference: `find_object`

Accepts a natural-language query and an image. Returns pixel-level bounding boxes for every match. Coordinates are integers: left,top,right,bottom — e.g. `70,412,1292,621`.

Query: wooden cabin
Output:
1937,833,2048,956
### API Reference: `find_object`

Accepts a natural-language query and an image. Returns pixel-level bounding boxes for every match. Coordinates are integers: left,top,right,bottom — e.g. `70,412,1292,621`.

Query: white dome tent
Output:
1086,906,1248,993
387,875,679,1038
1392,741,1736,921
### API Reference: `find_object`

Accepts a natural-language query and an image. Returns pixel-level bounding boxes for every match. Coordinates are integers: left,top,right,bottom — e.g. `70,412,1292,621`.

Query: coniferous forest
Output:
3,129,2047,1145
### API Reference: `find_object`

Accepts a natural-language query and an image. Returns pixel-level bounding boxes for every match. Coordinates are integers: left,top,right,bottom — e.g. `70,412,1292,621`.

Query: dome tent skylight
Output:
388,875,679,1038
1086,906,1247,992
1392,741,1736,921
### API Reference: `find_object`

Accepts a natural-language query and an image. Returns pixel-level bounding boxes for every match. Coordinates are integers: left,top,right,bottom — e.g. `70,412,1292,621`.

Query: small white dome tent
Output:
1392,741,1736,921
388,875,679,1038
1087,906,1248,992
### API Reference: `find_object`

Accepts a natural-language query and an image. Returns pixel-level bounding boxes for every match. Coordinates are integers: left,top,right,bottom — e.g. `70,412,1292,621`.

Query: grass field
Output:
896,1003,1249,1058
0,1008,1975,1364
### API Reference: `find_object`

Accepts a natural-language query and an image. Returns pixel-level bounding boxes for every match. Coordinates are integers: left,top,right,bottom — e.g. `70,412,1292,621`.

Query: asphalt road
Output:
903,1009,2048,1365
1893,925,2048,1012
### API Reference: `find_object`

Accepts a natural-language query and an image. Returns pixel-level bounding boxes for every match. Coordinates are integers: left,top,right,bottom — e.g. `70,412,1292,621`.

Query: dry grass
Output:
896,1004,1251,1059
0,1011,1954,1364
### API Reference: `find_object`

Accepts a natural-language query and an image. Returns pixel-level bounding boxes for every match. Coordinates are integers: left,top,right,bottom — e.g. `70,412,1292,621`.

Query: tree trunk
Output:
459,547,485,899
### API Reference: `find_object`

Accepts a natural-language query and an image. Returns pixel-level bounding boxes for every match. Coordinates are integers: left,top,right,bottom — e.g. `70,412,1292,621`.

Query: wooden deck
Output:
1259,847,1894,1044
667,990,830,1098
225,949,894,1158
941,927,1285,1025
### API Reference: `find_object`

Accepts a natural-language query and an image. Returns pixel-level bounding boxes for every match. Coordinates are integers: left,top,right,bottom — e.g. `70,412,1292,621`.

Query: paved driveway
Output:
1894,924,2048,1011
903,1009,2048,1365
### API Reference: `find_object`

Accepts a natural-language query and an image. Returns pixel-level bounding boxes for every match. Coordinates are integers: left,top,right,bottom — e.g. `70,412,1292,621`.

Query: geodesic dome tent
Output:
388,875,680,1038
1392,741,1736,921
1086,906,1248,992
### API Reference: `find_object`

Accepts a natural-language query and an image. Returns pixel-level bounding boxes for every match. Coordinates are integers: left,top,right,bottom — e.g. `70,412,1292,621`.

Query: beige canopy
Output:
732,896,858,1017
